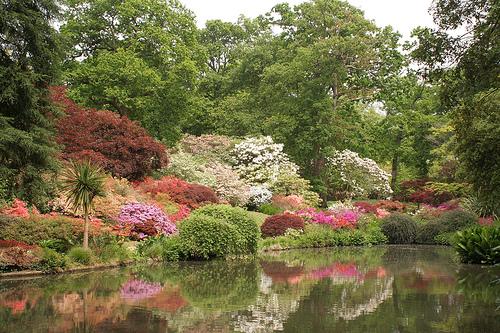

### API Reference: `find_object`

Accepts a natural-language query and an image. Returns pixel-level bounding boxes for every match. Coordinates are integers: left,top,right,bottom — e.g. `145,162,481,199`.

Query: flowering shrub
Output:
269,171,321,207
117,203,176,239
136,176,219,209
120,279,163,300
52,86,168,180
162,151,216,187
0,240,35,250
0,246,41,271
353,201,378,213
232,136,299,186
178,134,234,160
203,162,251,206
271,195,305,211
325,149,392,199
261,213,305,237
247,185,272,208
1,199,30,218
295,208,360,230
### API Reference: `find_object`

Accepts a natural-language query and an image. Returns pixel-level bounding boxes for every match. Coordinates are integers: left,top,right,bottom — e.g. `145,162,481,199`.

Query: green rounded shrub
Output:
137,235,184,262
190,204,260,255
454,226,499,264
179,214,244,259
67,247,93,265
437,210,477,232
381,214,418,244
40,248,67,272
416,222,446,244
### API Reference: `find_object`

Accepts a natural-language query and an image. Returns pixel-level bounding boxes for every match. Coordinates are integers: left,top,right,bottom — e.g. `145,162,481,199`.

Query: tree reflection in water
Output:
0,246,498,333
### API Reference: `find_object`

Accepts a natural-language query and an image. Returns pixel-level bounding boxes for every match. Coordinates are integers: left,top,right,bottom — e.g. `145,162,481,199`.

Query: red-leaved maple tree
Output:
51,86,168,180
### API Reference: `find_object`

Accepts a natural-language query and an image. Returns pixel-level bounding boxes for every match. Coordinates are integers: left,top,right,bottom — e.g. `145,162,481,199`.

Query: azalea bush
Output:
117,203,176,239
325,149,392,199
247,185,272,208
295,207,361,230
136,176,219,209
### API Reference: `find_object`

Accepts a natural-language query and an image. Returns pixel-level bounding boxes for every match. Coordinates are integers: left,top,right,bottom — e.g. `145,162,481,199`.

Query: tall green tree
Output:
412,0,500,213
0,0,60,207
61,0,204,144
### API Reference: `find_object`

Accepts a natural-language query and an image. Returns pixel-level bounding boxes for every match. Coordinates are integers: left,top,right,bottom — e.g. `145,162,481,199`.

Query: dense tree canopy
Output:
61,0,204,144
0,0,61,207
412,0,500,214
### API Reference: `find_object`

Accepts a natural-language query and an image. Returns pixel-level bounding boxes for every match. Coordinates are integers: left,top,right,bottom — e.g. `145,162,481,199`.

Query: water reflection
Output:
0,246,498,333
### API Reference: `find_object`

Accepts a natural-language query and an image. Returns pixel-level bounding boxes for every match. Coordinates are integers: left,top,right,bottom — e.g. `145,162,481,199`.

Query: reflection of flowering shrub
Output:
120,280,163,300
118,203,176,239
248,186,272,207
309,262,361,281
326,149,392,199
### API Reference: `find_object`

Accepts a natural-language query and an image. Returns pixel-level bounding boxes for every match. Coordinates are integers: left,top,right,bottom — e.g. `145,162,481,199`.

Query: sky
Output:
182,0,436,40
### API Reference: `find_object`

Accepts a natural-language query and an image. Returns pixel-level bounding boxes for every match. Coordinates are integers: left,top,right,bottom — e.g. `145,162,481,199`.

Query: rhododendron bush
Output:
135,176,218,210
52,86,168,180
232,136,299,186
295,207,361,230
117,203,176,239
326,149,392,199
247,185,272,208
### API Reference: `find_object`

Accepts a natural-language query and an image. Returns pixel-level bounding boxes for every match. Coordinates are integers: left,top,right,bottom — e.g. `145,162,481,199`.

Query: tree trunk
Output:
83,211,89,249
391,133,403,190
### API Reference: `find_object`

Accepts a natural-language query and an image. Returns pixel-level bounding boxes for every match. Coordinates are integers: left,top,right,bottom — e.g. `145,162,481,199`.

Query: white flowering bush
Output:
247,185,272,208
203,162,251,206
232,136,299,186
326,149,392,199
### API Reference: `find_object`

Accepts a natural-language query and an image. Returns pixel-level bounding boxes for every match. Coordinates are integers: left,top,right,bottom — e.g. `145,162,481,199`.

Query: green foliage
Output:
61,0,203,143
137,235,184,262
412,0,499,214
416,222,445,244
191,204,260,255
0,215,82,246
39,248,67,272
426,182,471,198
67,247,93,265
179,214,243,259
454,226,500,265
381,214,418,244
0,0,61,209
436,210,477,232
38,239,72,253
258,203,283,216
259,219,387,251
61,160,106,248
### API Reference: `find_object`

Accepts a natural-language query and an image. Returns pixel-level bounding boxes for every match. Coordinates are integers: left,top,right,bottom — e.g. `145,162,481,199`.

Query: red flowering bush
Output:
353,202,378,213
136,176,218,209
261,213,305,238
1,199,30,218
376,200,406,212
52,86,168,180
0,240,35,250
0,246,41,271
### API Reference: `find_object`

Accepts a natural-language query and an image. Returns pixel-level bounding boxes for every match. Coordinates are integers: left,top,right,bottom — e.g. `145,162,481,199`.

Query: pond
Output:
0,246,498,333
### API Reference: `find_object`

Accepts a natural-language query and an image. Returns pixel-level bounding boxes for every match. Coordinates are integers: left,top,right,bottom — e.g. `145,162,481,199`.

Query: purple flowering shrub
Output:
118,202,176,239
120,279,163,300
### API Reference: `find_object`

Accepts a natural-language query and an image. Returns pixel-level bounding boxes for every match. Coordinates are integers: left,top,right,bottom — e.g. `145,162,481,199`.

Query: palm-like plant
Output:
61,160,106,248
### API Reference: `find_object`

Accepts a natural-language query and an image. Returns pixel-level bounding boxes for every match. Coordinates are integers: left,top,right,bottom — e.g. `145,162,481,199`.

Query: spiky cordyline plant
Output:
61,160,106,248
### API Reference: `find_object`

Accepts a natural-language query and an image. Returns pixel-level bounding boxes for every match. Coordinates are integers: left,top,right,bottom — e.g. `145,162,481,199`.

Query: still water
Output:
0,246,498,333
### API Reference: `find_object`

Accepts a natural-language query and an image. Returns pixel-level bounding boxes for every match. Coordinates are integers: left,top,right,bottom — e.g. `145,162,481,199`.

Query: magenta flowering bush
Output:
118,202,177,239
295,208,361,229
120,279,163,300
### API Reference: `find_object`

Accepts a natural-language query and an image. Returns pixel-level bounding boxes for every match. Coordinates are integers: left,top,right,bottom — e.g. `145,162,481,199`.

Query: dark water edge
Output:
0,245,498,333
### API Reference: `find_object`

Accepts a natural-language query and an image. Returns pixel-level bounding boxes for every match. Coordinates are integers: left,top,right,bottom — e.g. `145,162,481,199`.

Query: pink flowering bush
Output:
120,279,163,300
295,208,360,229
118,203,176,239
1,199,30,218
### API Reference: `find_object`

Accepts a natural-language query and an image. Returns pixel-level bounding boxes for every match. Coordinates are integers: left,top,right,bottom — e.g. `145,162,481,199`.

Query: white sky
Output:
182,0,436,40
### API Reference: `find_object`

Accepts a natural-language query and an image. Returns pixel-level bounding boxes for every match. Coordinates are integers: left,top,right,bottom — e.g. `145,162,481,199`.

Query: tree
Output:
412,0,500,213
61,160,105,249
0,0,61,208
60,0,204,144
52,86,168,180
